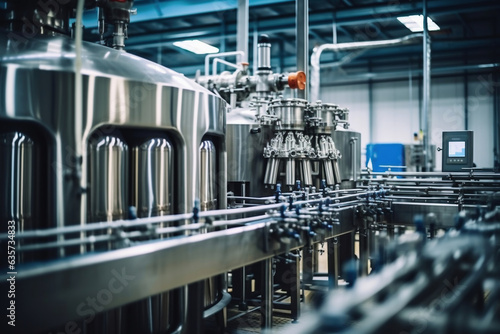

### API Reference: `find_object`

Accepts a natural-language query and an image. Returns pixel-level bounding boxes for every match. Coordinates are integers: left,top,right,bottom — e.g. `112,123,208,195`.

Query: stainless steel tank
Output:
87,133,129,333
331,129,362,189
199,139,228,312
268,98,307,130
200,140,217,211
127,136,175,334
0,32,226,229
131,137,173,218
88,134,128,224
0,131,36,262
312,102,338,133
227,107,274,197
0,27,227,333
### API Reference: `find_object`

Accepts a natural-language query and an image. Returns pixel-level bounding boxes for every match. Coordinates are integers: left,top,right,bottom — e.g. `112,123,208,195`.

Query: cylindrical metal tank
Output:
1,132,35,228
312,102,338,134
131,137,173,218
87,132,129,334
0,131,36,263
227,107,274,197
126,136,177,334
268,98,307,130
199,139,225,311
331,129,362,189
88,134,128,224
1,10,227,330
200,140,217,211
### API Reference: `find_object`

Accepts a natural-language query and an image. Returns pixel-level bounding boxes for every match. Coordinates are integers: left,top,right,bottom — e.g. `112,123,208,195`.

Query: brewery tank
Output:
331,128,362,189
0,20,227,334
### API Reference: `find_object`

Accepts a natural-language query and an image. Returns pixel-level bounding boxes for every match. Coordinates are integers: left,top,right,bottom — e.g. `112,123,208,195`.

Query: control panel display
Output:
448,141,465,158
442,131,473,172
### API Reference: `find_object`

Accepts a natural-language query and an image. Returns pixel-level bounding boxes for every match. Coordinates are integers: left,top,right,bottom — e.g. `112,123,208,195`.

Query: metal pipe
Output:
321,62,500,86
253,25,258,74
422,0,432,171
212,57,241,76
3,190,370,242
286,158,296,186
237,0,249,63
350,137,358,181
204,51,245,76
310,33,423,102
327,237,339,289
296,0,308,100
368,62,374,143
75,0,85,256
494,71,500,169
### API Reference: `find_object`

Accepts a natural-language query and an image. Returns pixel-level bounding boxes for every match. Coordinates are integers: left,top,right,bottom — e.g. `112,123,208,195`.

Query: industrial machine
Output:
0,2,499,334
279,202,500,334
198,34,357,196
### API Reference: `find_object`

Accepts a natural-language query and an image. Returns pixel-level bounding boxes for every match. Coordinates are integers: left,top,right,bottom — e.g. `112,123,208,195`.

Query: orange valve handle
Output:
288,71,306,90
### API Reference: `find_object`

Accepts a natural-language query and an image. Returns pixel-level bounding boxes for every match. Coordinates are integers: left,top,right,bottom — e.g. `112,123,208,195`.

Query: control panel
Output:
442,131,474,172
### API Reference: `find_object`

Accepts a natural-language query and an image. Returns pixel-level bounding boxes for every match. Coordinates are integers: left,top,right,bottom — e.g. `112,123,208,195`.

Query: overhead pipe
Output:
237,0,249,63
310,33,423,102
320,63,499,86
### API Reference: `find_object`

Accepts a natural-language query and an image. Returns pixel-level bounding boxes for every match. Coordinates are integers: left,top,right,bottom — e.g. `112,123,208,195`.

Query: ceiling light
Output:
397,15,440,32
173,40,219,54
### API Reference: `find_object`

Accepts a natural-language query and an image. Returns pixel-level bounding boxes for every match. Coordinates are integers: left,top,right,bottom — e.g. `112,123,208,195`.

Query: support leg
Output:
261,258,273,329
327,237,339,290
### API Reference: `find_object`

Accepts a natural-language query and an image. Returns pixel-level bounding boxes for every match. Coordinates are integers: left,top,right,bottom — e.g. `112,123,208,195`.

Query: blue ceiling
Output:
82,0,500,81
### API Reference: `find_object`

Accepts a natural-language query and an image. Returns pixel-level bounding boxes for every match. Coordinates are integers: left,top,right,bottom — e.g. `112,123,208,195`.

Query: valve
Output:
275,183,282,203
128,205,137,220
280,204,286,219
295,204,301,216
414,214,426,242
288,196,294,211
288,71,306,90
193,198,200,224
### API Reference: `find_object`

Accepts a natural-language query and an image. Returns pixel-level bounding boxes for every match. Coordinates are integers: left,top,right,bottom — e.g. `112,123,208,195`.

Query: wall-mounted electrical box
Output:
442,131,474,172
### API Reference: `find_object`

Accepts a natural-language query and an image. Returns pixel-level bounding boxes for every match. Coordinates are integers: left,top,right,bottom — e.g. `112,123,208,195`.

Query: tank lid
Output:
0,33,214,94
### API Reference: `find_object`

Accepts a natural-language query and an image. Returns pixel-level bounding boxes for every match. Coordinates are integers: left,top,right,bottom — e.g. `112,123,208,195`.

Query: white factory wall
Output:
319,83,370,167
467,74,495,169
321,75,495,170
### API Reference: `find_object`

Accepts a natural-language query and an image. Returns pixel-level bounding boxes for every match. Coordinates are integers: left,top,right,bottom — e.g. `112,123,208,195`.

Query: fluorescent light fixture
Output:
397,15,440,32
173,40,219,54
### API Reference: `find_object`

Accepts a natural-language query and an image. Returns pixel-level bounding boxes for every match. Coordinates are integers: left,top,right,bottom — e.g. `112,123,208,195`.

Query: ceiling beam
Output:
82,0,293,29
118,1,499,49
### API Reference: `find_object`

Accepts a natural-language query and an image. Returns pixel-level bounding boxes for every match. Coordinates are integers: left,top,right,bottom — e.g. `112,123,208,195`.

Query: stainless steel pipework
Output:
196,34,306,106
96,0,135,49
